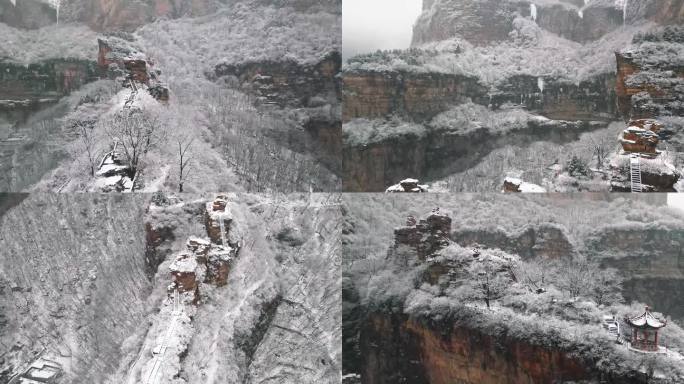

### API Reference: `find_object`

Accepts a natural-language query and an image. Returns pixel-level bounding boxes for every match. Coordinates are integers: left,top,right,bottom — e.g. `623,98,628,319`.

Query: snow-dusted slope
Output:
0,193,150,383
98,193,342,384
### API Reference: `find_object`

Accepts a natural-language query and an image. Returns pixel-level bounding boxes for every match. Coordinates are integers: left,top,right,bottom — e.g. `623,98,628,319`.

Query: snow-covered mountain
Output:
342,0,684,193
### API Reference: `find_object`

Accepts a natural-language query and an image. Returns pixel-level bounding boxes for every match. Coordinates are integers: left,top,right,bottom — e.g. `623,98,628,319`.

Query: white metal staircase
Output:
630,155,642,193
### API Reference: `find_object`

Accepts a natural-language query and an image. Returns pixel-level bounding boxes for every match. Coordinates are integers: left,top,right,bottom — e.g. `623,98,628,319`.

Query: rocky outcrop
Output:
492,73,618,121
452,224,574,260
214,52,342,175
144,220,176,277
166,196,240,301
394,212,451,260
97,37,149,84
360,312,610,384
619,119,664,154
412,0,624,46
343,118,606,192
343,70,486,123
411,0,527,46
0,0,217,30
535,1,623,43
0,59,97,102
609,155,680,192
615,27,684,121
0,0,58,29
251,0,340,13
633,0,684,25
585,224,684,323
214,52,341,110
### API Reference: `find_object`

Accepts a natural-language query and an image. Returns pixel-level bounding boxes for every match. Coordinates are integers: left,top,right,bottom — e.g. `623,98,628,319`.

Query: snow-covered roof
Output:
627,307,666,329
504,177,522,186
400,178,419,184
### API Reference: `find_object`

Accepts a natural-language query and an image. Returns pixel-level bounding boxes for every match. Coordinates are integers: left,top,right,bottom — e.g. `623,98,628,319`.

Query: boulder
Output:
620,126,659,154
205,246,236,286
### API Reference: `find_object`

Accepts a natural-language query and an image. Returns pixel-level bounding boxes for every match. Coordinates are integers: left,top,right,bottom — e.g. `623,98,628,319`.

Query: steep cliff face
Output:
0,194,150,384
0,0,57,29
1,0,339,31
0,58,98,127
361,312,611,384
494,73,618,121
343,118,605,191
343,70,486,123
214,52,341,110
615,27,684,121
585,225,684,321
636,0,684,25
214,52,342,175
0,0,218,31
452,224,574,260
412,0,625,46
0,59,97,102
534,1,623,43
412,0,526,46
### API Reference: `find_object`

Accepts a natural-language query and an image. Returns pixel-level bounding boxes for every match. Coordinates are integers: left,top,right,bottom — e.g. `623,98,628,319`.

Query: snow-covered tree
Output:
468,264,510,309
589,267,623,306
104,109,166,181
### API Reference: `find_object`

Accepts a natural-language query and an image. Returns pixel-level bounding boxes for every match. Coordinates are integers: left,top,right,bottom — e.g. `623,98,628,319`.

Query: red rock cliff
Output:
342,70,486,123
361,313,592,384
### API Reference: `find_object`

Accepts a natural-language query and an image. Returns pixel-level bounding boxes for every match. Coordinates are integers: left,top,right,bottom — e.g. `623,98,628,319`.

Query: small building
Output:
386,178,428,193
625,306,667,352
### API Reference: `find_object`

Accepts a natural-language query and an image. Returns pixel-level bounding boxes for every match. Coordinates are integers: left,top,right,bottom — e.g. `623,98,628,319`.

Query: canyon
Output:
342,194,684,383
342,0,684,192
0,193,342,383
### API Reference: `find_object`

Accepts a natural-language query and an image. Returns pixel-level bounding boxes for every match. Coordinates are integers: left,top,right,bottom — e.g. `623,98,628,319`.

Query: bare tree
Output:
71,119,100,176
592,137,610,170
590,267,623,306
176,134,194,192
469,265,510,309
515,258,553,293
104,108,165,180
557,256,593,298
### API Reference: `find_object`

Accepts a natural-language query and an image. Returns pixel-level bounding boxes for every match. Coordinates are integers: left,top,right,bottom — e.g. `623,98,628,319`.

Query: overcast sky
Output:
342,0,423,62
668,193,684,212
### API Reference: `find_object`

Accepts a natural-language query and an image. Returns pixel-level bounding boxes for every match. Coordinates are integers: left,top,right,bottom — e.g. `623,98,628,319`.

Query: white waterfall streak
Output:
537,77,545,94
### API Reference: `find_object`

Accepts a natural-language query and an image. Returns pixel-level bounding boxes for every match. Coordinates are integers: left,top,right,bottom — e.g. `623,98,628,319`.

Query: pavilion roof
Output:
626,306,666,329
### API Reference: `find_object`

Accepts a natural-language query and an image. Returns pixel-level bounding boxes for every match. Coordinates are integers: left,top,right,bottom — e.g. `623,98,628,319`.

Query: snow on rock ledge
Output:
503,177,547,193
386,178,429,193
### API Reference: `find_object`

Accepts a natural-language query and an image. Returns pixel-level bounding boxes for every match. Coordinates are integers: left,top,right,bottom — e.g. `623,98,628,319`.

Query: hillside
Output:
342,0,684,192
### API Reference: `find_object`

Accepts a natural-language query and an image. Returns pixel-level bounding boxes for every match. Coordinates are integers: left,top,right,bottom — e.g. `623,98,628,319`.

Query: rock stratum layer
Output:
214,51,342,175
359,312,649,384
343,70,485,123
0,0,340,31
615,26,684,121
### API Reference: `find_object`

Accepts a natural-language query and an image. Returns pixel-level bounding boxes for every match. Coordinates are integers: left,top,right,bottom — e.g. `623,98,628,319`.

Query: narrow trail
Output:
125,289,182,384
